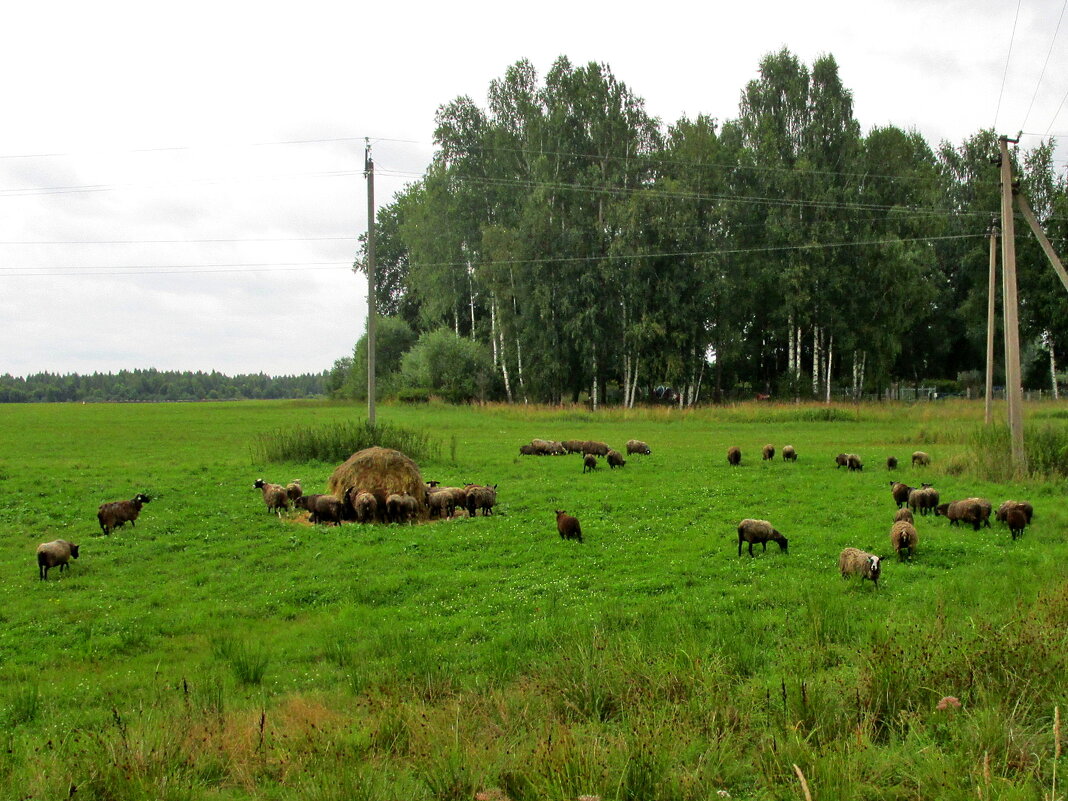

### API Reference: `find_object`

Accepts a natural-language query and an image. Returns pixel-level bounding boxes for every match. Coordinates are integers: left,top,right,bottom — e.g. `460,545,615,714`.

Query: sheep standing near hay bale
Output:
839,548,881,588
996,500,1034,525
253,480,288,515
727,446,742,466
736,519,788,557
465,484,498,516
98,493,152,534
582,454,597,473
762,444,775,460
912,451,931,467
555,510,582,542
37,540,79,580
626,440,651,456
782,445,797,462
887,456,898,470
890,520,918,561
327,447,428,523
286,480,303,502
386,493,418,524
606,449,626,469
348,489,378,523
295,494,344,525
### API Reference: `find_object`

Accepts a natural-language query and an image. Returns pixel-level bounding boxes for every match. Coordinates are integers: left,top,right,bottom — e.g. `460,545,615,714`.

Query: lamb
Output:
887,456,898,470
835,453,849,469
996,500,1034,525
296,494,344,525
727,446,742,466
934,499,985,531
97,493,152,535
1005,507,1028,540
582,454,597,473
626,439,651,455
555,510,583,542
37,540,79,580
736,519,788,557
762,444,775,460
385,493,418,524
908,485,940,516
912,451,931,467
890,481,915,508
285,480,303,502
606,449,626,469
782,445,798,462
349,489,378,523
890,520,918,561
847,454,863,472
465,484,498,516
582,441,610,457
839,547,881,588
253,479,289,515
894,508,915,524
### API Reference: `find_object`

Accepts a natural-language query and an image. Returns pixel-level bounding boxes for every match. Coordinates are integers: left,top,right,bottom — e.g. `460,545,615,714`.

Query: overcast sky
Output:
3,0,1067,378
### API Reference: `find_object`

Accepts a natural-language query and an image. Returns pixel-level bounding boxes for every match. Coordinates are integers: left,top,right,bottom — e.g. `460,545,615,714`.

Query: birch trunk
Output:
467,268,476,340
1047,331,1060,400
516,333,527,404
788,315,795,377
812,326,821,396
591,350,598,411
825,333,834,404
629,359,639,408
490,300,499,369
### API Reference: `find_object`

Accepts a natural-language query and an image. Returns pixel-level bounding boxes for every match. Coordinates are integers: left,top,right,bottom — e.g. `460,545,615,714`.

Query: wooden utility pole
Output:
998,136,1027,474
364,139,377,426
985,221,998,425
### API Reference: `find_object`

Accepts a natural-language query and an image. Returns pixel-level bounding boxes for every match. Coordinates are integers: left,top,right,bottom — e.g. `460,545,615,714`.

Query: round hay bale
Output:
328,447,427,520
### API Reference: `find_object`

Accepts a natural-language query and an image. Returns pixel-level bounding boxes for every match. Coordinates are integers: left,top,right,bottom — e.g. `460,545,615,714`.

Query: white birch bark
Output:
825,333,834,404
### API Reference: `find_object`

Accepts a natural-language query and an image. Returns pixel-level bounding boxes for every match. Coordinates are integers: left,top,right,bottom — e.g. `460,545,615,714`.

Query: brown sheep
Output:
934,499,984,531
727,446,742,466
555,510,583,542
964,497,992,528
385,493,418,524
887,456,898,470
626,439,651,455
285,480,303,502
782,445,797,462
839,548,881,588
894,508,915,524
37,540,80,580
582,441,610,457
908,485,940,516
519,444,537,456
835,453,849,469
996,500,1034,525
349,489,378,523
890,481,914,509
1005,507,1028,540
912,451,931,467
296,494,344,525
465,484,498,516
890,520,918,561
762,444,775,460
253,480,288,515
97,493,152,535
606,449,626,469
737,519,787,557
582,454,597,473
847,454,863,472
561,440,586,454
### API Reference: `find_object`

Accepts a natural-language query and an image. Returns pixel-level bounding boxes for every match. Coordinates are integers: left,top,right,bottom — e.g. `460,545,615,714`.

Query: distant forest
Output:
343,49,1068,405
0,369,326,403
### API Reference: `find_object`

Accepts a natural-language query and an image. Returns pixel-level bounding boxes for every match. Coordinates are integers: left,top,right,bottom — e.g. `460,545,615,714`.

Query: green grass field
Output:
0,400,1065,800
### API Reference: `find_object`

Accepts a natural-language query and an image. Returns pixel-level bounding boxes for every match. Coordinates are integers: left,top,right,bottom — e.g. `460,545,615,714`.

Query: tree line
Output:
0,369,327,403
339,49,1068,405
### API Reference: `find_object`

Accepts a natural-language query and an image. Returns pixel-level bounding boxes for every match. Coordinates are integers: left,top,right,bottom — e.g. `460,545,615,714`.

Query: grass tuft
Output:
250,420,441,464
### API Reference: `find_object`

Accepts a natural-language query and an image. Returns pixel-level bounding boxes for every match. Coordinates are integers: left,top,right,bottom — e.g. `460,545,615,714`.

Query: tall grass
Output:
958,423,1068,480
250,420,441,463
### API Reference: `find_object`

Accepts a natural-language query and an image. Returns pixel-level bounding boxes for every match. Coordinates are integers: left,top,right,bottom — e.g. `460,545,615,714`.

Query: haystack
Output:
327,446,427,520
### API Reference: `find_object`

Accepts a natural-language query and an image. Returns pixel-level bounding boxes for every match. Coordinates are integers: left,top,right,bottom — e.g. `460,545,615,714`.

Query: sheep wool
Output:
626,439,651,455
737,519,788,557
893,508,915,524
1005,508,1028,540
727,446,742,466
555,510,583,542
97,493,152,535
253,479,289,515
582,454,597,473
606,449,626,469
996,500,1034,525
37,540,80,580
890,481,914,508
912,451,931,467
839,547,881,588
762,444,775,460
887,456,898,470
890,520,918,561
782,445,797,462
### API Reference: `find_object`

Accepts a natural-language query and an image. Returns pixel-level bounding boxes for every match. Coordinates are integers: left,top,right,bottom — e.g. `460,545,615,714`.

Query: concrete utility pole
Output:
365,139,377,426
998,136,1027,474
985,221,998,425
1015,191,1068,294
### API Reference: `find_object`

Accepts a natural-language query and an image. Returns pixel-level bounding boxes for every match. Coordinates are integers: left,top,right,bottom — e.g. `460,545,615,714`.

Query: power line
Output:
1021,0,1068,131
0,169,362,198
994,0,1025,130
1044,86,1068,135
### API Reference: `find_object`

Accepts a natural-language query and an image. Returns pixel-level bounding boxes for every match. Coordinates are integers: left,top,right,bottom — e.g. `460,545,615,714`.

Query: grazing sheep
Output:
97,493,152,535
934,499,985,531
253,479,289,515
762,444,775,461
561,440,586,454
519,444,537,456
847,454,864,472
350,489,378,523
908,485,940,516
37,540,79,580
890,520,918,561
427,486,467,519
887,456,898,470
1005,507,1028,540
835,453,849,469
727,446,742,466
996,500,1034,525
912,451,931,467
582,441,610,457
606,449,626,469
894,508,915,524
385,493,418,524
736,519,788,557
782,445,798,462
839,547,881,588
964,497,993,528
626,439,651,456
296,494,344,525
465,484,498,516
890,481,915,508
530,439,554,455
286,480,303,502
582,454,597,473
555,510,583,542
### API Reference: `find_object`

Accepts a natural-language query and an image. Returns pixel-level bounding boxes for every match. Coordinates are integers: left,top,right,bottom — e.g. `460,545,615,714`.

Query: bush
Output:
331,317,418,400
397,328,497,403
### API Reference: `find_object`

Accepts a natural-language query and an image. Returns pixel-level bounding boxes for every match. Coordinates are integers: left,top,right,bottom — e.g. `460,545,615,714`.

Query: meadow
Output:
0,399,1066,800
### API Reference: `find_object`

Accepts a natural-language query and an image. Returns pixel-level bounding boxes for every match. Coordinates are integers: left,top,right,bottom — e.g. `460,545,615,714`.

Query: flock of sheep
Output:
35,437,1035,589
